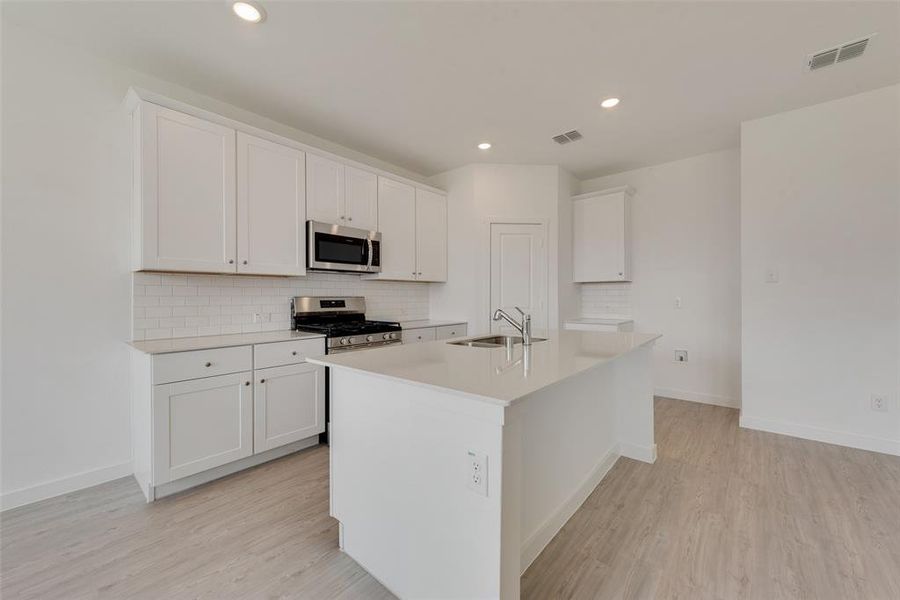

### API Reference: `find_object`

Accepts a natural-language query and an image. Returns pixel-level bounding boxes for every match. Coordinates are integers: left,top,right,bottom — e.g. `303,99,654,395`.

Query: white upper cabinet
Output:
306,156,378,230
414,188,447,282
134,103,237,273
236,133,306,276
375,177,418,280
365,179,447,282
344,166,378,231
572,186,633,282
305,154,346,225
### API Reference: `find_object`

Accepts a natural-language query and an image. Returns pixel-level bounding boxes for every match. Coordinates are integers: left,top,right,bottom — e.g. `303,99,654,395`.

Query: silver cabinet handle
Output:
205,362,212,367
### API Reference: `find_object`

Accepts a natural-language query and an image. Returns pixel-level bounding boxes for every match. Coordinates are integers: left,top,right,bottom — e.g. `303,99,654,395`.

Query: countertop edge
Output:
129,331,326,355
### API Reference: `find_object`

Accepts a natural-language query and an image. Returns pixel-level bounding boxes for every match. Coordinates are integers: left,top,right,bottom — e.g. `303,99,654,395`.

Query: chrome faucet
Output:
492,306,533,346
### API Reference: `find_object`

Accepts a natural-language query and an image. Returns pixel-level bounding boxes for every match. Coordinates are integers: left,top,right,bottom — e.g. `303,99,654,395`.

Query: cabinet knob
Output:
418,272,422,276
292,351,298,356
618,272,623,276
243,260,248,265
244,381,250,386
348,217,353,221
205,362,212,367
228,259,234,264
340,216,346,220
260,379,266,384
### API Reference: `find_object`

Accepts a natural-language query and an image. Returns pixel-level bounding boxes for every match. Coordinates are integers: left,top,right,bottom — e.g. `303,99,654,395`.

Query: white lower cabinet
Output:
132,336,326,501
403,323,467,344
254,363,325,453
153,372,254,484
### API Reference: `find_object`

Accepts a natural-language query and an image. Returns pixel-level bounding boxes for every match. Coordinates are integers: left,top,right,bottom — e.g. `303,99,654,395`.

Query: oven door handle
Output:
365,238,374,270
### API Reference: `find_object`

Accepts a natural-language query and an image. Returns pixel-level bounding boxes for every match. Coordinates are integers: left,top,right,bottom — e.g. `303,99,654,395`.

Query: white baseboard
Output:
618,441,657,464
0,461,133,512
656,387,739,409
739,415,900,457
520,448,620,573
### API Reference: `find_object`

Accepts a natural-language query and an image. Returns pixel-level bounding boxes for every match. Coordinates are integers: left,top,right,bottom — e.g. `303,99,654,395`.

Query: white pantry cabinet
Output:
153,371,253,484
254,362,325,453
572,186,634,282
306,155,378,230
237,132,306,276
366,178,447,282
133,102,237,273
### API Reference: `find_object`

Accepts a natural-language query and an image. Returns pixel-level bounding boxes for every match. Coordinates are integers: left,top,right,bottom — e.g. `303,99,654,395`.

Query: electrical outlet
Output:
674,297,683,309
871,395,888,412
674,349,688,363
252,313,261,324
467,450,488,497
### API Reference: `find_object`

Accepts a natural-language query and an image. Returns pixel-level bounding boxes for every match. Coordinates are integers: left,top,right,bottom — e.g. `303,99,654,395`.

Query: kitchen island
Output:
308,329,660,599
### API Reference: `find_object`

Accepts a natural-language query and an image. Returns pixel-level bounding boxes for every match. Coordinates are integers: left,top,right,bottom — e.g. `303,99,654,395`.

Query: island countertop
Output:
307,329,660,405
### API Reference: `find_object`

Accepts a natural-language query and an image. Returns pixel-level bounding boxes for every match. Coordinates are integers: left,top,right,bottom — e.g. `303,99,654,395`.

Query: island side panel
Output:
614,344,657,462
512,360,621,574
329,368,507,600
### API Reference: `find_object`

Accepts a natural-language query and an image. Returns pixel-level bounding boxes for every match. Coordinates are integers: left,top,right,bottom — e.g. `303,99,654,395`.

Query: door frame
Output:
483,216,551,333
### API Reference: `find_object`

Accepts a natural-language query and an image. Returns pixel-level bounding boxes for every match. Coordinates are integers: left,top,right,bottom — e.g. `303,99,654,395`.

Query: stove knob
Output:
366,335,374,342
340,338,348,345
382,333,390,340
347,337,356,345
390,332,397,340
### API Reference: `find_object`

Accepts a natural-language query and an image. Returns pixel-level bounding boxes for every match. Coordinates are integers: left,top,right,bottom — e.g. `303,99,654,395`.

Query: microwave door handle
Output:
365,239,373,270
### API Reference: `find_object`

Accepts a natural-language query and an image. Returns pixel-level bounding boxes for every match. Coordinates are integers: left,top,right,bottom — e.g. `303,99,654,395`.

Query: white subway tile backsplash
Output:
133,271,431,340
580,282,633,317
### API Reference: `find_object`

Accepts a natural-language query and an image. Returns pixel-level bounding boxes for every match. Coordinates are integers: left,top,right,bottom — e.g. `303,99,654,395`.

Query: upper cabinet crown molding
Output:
124,87,445,196
572,185,634,283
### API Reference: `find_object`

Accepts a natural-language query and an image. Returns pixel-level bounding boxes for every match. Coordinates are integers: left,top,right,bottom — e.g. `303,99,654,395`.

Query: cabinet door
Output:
152,372,253,484
376,178,417,280
573,192,628,282
403,327,436,344
414,189,447,282
345,166,378,231
138,103,236,273
306,154,345,225
236,133,306,276
254,363,325,453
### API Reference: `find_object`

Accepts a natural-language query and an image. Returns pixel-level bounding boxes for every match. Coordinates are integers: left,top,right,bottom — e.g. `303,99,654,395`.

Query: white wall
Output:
579,149,742,408
429,164,572,334
0,22,433,509
741,85,900,455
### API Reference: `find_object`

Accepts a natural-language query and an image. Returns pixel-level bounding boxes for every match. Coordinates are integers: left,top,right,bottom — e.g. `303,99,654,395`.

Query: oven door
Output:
307,221,382,273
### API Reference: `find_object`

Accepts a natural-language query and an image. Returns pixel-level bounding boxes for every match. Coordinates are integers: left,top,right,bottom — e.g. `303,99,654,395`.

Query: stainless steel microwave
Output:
307,221,382,273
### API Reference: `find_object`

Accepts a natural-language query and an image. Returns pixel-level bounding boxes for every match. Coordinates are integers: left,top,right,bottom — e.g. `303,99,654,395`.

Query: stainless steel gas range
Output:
291,296,401,444
291,296,402,354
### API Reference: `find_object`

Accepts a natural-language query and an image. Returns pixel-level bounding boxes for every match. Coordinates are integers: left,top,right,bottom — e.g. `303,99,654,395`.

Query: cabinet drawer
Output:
254,338,326,369
153,346,252,385
404,327,436,344
434,324,467,340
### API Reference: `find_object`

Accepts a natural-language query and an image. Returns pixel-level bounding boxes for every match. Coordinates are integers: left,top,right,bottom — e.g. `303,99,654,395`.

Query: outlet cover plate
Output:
467,450,488,497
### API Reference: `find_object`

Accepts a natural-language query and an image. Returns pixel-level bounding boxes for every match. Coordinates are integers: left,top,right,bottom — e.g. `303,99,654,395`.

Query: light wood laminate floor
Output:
3,398,899,599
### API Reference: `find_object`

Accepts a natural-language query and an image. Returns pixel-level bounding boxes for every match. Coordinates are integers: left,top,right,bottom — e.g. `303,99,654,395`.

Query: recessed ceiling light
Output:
477,142,492,150
232,1,265,23
600,97,620,108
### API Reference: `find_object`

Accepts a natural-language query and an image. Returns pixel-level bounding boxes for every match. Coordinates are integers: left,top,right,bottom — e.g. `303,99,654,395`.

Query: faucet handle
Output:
514,306,529,319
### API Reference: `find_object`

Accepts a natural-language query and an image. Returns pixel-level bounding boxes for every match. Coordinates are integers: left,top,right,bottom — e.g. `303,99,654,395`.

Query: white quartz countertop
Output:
566,317,634,325
307,330,660,405
130,330,325,355
399,319,467,329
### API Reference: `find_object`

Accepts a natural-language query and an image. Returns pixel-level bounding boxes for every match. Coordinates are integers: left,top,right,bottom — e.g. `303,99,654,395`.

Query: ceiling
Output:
4,1,899,179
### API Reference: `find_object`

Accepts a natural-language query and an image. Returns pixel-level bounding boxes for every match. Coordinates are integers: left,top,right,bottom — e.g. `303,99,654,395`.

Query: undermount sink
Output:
448,335,547,348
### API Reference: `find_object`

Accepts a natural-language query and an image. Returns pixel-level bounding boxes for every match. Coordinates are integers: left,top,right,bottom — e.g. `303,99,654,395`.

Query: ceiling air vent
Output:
808,35,873,71
553,130,583,145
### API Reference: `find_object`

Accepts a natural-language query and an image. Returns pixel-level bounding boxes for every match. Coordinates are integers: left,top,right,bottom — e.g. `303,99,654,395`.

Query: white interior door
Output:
490,223,548,333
